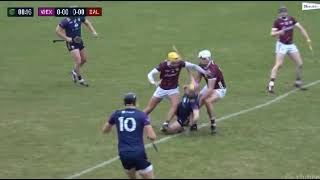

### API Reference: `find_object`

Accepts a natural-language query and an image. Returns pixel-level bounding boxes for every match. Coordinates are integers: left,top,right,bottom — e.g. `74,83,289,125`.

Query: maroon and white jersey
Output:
273,16,298,44
156,60,186,90
200,62,226,89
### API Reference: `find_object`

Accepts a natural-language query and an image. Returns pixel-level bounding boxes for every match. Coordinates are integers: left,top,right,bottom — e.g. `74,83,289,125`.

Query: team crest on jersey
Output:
74,23,79,27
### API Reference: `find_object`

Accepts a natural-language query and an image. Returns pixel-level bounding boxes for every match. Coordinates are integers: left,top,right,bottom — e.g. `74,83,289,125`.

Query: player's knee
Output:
75,59,82,66
172,101,179,107
205,98,212,104
274,64,282,70
170,96,180,105
81,58,87,64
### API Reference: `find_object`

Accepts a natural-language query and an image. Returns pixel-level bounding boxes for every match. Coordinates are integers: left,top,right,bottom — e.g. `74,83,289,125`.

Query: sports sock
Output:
295,78,302,85
72,69,77,75
211,118,216,127
269,78,275,87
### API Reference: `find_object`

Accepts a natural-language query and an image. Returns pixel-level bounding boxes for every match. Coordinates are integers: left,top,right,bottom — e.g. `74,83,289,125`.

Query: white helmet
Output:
198,50,212,60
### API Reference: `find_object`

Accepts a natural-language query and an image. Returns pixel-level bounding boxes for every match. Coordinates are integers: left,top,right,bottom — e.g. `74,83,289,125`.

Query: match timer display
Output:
38,7,102,17
7,7,34,17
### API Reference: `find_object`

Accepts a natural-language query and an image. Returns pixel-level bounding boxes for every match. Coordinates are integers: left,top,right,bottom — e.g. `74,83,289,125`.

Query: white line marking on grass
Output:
65,80,320,179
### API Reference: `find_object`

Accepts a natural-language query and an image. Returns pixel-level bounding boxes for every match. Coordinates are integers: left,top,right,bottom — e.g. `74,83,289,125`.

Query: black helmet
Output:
124,92,137,105
278,6,288,13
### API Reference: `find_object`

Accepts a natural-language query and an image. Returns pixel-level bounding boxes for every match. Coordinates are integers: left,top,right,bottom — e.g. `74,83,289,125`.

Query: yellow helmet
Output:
189,82,195,91
167,52,181,62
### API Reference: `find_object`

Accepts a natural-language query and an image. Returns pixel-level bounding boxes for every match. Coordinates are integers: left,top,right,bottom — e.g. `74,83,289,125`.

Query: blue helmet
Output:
124,92,137,105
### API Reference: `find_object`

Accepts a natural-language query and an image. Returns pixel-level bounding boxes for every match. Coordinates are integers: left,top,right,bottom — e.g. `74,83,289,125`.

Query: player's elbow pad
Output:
147,74,155,84
147,69,159,84
185,62,196,70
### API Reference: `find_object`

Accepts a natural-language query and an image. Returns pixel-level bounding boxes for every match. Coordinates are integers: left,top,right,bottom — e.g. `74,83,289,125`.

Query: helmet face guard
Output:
124,93,137,106
198,50,212,60
278,6,288,18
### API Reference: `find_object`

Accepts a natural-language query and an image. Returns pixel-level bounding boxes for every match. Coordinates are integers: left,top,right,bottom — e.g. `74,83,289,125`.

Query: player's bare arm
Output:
270,28,285,37
145,125,157,141
55,25,72,42
102,122,113,134
195,72,202,84
186,69,197,85
83,19,98,37
295,23,312,43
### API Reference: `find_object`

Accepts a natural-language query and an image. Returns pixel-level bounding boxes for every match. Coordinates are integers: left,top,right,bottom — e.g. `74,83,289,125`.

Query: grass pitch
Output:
0,1,319,179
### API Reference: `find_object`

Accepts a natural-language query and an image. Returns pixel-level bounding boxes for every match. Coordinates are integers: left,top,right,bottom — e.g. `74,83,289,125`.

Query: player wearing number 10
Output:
103,93,157,179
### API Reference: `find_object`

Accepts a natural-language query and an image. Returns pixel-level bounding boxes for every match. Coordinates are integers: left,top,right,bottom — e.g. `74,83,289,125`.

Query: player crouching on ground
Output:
161,70,200,134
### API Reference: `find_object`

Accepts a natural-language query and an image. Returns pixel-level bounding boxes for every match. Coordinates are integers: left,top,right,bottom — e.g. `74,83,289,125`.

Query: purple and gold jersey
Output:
176,93,199,126
108,108,150,153
59,17,86,38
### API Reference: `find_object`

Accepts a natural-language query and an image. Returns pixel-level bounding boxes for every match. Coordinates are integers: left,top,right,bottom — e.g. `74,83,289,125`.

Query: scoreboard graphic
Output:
7,7,102,17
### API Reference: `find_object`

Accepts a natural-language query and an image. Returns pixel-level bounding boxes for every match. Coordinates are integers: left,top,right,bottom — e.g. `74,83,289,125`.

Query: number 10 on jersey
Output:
118,117,136,132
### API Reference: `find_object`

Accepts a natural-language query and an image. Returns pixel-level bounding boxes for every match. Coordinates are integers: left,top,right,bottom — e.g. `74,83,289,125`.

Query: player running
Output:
161,70,200,134
55,16,98,87
196,50,227,135
103,93,157,179
144,51,208,125
267,6,312,93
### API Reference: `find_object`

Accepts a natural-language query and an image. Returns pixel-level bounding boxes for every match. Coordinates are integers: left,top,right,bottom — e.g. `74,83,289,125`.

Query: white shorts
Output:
153,86,179,99
275,41,299,55
200,85,227,99
138,165,153,174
